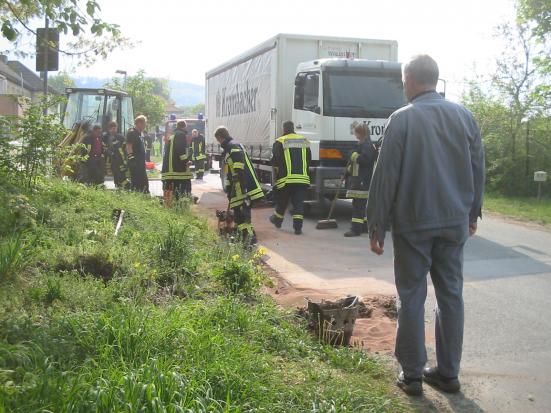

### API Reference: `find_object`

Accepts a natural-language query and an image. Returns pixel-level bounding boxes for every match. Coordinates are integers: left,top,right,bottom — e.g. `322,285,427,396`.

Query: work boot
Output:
344,230,361,237
396,372,423,396
269,214,282,229
423,367,461,393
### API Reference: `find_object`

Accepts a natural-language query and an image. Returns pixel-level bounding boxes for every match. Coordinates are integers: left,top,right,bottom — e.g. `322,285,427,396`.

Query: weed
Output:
44,277,63,304
0,232,35,282
214,250,263,296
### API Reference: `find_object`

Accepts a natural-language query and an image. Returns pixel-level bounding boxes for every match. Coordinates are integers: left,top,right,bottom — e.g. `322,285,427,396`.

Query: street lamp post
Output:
115,70,127,87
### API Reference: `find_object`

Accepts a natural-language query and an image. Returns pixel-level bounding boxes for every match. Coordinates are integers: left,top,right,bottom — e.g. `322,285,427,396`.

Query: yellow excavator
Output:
59,87,134,178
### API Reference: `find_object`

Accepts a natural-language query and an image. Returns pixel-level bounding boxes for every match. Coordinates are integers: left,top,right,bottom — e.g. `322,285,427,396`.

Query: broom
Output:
316,177,346,230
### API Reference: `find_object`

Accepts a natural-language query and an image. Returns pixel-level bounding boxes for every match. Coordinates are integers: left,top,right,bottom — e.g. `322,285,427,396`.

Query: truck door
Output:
293,71,321,142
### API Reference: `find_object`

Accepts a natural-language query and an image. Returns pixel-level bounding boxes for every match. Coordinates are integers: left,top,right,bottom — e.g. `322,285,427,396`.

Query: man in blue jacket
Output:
367,55,485,396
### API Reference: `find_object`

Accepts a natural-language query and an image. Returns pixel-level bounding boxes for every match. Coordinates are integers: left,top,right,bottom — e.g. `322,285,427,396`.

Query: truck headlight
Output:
324,179,342,189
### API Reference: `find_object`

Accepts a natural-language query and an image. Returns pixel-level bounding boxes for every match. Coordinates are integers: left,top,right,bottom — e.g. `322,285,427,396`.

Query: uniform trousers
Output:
273,184,307,230
392,224,468,378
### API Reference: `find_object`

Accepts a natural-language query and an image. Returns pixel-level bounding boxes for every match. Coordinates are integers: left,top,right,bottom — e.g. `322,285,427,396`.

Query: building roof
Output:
0,55,58,94
0,58,29,89
7,60,58,94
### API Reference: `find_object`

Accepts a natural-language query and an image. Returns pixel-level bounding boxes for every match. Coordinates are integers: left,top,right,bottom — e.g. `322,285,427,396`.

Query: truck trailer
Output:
205,33,406,202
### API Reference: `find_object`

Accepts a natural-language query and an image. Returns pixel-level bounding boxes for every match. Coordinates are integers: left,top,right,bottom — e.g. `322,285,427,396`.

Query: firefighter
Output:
103,121,130,189
161,120,192,206
125,115,150,193
269,121,311,235
214,126,264,245
191,128,206,180
78,124,105,186
344,123,378,237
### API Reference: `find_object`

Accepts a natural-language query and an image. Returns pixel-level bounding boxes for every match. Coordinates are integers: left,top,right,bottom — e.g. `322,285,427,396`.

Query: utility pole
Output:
42,16,49,115
525,120,530,177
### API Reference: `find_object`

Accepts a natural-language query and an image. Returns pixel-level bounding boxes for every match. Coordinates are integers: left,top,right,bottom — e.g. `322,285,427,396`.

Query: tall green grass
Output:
0,179,409,412
484,193,551,225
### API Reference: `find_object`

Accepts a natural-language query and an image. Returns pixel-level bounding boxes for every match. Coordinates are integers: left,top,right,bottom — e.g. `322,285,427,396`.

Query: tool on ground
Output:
113,209,125,237
316,177,346,230
216,201,235,236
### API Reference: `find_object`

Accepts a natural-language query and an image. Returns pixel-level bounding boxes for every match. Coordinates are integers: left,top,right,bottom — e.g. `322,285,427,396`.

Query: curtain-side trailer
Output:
205,33,405,202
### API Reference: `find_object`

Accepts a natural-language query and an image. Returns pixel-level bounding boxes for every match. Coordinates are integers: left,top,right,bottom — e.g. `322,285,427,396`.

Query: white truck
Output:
205,33,405,202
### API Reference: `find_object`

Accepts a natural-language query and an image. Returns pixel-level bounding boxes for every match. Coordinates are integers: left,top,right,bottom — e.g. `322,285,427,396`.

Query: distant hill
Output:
73,77,204,106
168,80,204,106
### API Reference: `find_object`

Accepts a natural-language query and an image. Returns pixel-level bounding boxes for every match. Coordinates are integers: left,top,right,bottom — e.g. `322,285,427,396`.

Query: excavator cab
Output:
59,88,134,179
61,88,134,134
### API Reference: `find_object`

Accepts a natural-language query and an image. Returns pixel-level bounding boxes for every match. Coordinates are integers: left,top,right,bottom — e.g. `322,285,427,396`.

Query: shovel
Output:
316,178,345,230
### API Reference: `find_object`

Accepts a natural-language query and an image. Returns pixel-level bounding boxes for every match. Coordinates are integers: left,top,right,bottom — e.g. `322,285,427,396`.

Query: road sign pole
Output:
42,17,49,115
538,182,542,202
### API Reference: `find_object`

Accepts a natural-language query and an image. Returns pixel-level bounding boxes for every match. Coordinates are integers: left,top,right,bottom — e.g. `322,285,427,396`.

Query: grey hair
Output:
353,122,370,138
404,54,439,86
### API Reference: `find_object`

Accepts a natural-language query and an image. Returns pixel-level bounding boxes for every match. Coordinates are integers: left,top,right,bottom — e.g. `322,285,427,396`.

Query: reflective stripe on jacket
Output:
223,141,264,208
346,140,377,199
272,133,311,189
161,128,192,180
192,134,207,160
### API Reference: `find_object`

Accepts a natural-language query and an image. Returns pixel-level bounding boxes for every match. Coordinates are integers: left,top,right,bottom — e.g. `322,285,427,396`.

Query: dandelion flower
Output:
231,254,240,261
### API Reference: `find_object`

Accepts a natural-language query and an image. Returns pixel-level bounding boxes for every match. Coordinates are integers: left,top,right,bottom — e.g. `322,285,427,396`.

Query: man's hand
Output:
370,237,384,256
469,221,477,237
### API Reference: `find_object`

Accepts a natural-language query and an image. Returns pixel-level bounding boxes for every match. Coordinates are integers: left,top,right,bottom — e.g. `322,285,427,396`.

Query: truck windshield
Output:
324,71,405,118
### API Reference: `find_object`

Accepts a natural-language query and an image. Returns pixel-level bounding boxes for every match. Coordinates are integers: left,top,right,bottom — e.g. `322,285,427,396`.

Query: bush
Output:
0,96,70,189
214,248,266,296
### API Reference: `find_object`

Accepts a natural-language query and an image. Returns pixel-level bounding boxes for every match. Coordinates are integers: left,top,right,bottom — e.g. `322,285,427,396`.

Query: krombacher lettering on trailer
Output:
216,82,259,117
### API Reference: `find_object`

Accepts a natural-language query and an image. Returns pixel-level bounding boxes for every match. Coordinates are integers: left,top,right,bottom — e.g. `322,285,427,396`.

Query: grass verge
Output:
484,194,551,225
0,178,409,412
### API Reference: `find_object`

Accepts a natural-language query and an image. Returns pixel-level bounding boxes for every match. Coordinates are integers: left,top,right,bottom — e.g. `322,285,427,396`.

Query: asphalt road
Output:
123,174,551,413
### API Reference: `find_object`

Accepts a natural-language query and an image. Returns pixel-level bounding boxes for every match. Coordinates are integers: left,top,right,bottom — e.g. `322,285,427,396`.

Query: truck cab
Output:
292,59,405,199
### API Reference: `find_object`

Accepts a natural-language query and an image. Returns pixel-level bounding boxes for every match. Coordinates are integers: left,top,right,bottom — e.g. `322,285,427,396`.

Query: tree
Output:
150,78,172,103
0,1,132,65
105,71,167,127
518,0,551,39
48,71,76,93
462,20,551,196
180,103,205,118
517,0,551,107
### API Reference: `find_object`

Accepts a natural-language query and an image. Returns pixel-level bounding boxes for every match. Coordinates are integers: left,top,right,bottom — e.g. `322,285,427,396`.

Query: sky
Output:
2,0,517,101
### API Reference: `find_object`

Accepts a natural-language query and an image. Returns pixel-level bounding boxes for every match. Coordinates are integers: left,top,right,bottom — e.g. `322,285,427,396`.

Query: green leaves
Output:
0,95,68,189
0,21,18,41
1,1,130,66
105,70,168,127
518,0,551,40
